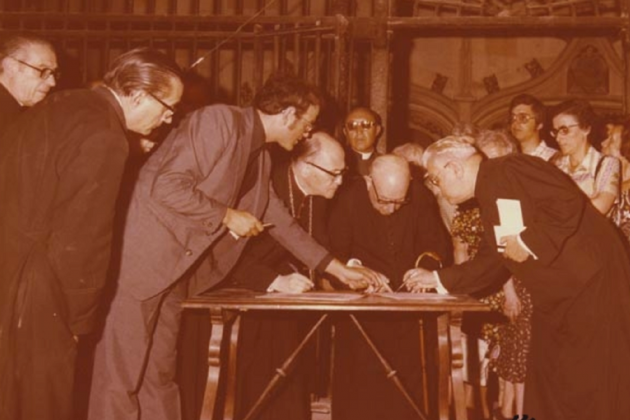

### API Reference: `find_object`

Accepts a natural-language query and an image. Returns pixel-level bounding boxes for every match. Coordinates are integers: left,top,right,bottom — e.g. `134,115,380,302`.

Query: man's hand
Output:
500,235,529,263
268,273,314,294
222,208,264,237
502,279,522,322
402,267,437,293
325,259,391,293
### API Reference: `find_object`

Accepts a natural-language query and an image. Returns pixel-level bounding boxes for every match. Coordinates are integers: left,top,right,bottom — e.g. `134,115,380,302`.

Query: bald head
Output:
295,131,344,164
367,155,411,215
293,131,346,199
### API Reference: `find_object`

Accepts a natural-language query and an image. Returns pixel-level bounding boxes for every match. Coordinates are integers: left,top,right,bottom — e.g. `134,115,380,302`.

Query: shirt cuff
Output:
432,271,449,295
517,232,538,260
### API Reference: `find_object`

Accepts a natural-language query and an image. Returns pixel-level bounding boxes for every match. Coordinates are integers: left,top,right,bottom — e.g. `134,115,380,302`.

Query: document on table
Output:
256,292,366,302
376,292,459,301
494,198,525,252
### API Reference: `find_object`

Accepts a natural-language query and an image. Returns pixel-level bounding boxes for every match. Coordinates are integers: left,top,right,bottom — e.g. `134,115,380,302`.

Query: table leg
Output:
436,313,450,420
223,314,241,420
449,311,467,420
199,308,238,420
348,314,429,420
241,314,329,420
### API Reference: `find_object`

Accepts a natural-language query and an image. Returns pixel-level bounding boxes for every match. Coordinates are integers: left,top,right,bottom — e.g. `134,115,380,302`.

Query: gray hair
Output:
103,48,183,99
422,136,480,168
475,129,517,158
0,33,55,73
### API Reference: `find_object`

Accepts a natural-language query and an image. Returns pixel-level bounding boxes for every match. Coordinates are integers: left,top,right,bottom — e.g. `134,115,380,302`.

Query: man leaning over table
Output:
88,74,389,420
327,154,451,420
405,137,630,420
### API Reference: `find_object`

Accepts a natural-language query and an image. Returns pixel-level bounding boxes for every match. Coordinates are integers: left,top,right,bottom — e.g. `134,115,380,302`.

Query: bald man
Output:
327,154,451,420
343,106,383,176
213,132,347,420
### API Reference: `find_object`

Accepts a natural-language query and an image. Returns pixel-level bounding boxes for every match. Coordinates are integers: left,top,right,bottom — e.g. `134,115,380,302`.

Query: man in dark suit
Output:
226,131,345,420
327,154,451,420
0,32,57,134
0,48,183,420
88,75,389,420
408,137,630,420
343,106,382,176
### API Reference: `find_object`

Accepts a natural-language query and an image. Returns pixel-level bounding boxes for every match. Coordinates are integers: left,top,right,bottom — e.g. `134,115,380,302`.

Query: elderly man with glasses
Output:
204,131,347,420
327,154,451,420
0,47,183,420
0,32,58,133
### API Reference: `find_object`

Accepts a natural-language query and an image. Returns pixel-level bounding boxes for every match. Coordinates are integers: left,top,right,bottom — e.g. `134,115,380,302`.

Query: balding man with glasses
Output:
327,154,451,420
0,33,58,134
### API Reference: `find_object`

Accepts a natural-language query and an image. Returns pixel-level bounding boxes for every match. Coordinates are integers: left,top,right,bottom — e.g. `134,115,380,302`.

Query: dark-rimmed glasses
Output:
10,56,60,80
510,113,535,125
371,179,410,206
550,124,580,138
345,120,377,131
147,92,177,114
305,161,347,179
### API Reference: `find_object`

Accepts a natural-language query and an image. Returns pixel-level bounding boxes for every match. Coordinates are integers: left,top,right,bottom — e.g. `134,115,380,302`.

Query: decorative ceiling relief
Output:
567,45,609,95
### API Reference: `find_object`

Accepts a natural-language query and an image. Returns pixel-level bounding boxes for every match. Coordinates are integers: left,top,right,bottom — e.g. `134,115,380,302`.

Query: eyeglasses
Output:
10,56,60,80
147,92,177,114
424,162,450,187
345,120,378,131
550,124,580,138
297,115,316,133
306,161,347,179
370,179,410,206
509,113,535,125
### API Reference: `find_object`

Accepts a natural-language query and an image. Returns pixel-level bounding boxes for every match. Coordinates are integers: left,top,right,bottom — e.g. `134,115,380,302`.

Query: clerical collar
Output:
356,150,374,160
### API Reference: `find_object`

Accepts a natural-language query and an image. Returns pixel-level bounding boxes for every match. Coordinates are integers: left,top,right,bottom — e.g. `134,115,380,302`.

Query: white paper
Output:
494,198,525,251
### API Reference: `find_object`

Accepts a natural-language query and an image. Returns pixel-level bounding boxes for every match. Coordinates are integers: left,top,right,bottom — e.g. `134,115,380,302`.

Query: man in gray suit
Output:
88,74,389,420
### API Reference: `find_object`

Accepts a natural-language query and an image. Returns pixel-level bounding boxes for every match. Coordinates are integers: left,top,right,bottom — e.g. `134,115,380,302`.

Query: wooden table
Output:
183,289,489,420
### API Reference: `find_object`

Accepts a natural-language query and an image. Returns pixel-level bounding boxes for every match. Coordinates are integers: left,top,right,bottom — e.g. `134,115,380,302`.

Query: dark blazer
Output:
439,154,630,420
115,105,330,300
227,161,330,291
0,83,22,137
0,87,129,335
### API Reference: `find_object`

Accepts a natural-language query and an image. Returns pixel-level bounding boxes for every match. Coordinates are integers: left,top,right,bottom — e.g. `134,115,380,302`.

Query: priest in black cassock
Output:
342,106,382,177
225,132,347,420
408,137,630,420
327,154,451,420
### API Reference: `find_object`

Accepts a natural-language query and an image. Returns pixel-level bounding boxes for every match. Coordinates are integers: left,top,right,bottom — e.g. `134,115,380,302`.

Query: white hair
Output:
422,136,479,168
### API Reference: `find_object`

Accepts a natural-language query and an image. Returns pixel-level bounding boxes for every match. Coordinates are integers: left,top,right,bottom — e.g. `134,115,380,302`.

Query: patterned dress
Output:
451,198,533,383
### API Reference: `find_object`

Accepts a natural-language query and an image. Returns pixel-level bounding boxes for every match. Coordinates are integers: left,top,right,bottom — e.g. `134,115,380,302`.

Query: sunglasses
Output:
345,120,377,131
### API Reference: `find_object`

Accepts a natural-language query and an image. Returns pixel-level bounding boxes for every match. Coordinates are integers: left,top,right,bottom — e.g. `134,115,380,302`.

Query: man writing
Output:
226,131,346,420
407,137,630,420
89,75,388,420
328,154,451,420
